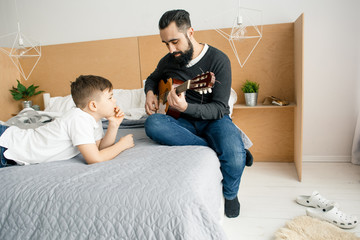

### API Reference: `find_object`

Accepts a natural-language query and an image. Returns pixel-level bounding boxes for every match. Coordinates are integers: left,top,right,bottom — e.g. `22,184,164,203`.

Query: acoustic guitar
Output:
157,72,215,118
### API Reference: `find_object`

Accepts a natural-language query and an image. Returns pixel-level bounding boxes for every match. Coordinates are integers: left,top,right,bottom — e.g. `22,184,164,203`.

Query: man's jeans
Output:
145,114,246,200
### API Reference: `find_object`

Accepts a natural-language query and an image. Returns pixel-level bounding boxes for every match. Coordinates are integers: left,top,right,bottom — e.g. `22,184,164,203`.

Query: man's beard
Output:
171,37,194,67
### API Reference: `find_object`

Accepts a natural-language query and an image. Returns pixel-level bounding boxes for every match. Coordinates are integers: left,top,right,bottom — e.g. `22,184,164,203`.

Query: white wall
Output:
302,0,359,162
1,0,359,162
1,0,306,45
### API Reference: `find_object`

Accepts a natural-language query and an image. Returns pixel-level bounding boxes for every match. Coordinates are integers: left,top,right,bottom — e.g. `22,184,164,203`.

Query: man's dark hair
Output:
71,75,113,109
159,9,191,32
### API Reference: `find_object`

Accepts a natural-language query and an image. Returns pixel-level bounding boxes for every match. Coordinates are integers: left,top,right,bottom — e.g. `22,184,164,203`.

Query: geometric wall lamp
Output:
214,0,263,67
0,0,41,80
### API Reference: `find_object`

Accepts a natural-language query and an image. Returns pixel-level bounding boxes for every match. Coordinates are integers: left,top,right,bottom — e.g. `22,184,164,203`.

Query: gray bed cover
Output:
0,127,227,240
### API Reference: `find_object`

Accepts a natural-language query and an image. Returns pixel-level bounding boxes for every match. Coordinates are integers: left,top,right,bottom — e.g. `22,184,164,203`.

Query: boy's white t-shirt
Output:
0,108,104,165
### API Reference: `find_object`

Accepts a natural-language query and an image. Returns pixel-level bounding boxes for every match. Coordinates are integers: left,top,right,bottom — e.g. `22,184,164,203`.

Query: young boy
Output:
0,75,134,167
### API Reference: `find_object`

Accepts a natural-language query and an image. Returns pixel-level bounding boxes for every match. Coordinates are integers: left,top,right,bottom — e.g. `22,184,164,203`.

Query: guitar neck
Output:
175,80,190,95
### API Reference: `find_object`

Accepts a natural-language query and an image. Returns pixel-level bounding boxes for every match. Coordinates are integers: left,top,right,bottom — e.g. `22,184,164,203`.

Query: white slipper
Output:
306,205,358,229
296,191,339,208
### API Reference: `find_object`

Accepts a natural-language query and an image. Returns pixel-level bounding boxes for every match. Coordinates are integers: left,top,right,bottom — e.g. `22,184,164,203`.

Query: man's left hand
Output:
167,86,188,112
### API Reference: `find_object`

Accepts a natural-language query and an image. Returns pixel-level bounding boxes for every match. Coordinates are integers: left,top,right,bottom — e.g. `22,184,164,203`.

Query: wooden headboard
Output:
1,22,294,121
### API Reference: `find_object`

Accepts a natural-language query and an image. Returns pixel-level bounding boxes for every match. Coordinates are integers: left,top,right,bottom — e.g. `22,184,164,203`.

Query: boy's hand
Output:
107,106,125,127
120,134,135,150
79,134,135,164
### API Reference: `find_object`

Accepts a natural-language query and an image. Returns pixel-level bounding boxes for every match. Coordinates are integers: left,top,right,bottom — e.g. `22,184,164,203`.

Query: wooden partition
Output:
138,36,168,82
198,24,295,104
232,108,294,161
0,50,21,121
294,14,304,180
20,37,142,110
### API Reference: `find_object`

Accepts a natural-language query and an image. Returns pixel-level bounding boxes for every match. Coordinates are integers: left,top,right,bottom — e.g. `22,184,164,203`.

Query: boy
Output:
0,75,134,167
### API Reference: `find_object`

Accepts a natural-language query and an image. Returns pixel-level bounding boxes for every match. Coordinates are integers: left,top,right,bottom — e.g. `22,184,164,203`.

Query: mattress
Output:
0,126,227,240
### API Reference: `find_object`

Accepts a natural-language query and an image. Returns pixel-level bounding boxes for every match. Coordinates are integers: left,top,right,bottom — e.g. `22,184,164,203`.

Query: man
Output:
144,9,252,218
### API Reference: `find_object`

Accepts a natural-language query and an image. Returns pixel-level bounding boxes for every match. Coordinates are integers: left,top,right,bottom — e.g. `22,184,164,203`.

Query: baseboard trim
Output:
303,155,351,162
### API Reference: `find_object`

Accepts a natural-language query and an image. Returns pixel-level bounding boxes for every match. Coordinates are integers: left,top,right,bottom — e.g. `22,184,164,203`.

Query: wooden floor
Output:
222,162,360,240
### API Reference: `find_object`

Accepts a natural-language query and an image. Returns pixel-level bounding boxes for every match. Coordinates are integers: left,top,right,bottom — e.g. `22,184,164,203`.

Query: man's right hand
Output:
145,90,159,115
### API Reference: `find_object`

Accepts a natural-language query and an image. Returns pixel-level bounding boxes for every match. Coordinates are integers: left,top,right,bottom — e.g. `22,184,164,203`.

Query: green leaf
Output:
13,93,24,100
241,80,260,93
27,85,36,96
33,90,45,96
10,89,19,94
17,80,26,93
9,79,43,101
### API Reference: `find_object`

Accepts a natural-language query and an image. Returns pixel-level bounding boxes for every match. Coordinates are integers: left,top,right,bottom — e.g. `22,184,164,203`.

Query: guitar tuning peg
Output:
208,88,212,93
204,89,207,94
199,90,203,94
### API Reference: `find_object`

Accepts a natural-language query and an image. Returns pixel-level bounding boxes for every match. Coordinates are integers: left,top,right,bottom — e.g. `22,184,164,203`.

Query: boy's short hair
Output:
158,9,191,33
71,75,113,109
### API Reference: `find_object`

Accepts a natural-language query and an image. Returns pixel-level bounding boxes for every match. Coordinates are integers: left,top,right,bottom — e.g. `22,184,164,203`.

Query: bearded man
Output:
144,9,253,218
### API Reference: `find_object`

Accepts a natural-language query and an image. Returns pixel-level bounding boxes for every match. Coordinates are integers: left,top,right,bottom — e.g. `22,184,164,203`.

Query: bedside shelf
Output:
233,102,296,109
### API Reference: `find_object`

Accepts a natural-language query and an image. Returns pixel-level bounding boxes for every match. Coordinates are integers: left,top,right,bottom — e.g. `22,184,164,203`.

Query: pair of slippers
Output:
296,191,358,229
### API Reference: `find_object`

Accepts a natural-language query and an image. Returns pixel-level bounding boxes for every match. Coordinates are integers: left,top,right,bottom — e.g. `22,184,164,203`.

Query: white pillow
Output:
44,95,76,113
228,88,238,117
113,88,146,120
43,88,236,118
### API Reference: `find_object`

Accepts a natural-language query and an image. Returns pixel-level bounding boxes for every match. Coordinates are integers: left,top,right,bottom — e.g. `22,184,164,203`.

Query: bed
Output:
0,89,247,240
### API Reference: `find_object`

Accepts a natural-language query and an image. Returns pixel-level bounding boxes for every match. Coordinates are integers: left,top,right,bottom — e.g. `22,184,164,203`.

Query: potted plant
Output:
241,80,259,106
10,80,44,108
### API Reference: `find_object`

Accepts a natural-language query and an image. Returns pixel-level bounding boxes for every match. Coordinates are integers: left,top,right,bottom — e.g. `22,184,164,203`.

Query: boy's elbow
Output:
85,158,98,164
78,144,107,164
85,159,97,165
84,153,111,164
84,154,103,164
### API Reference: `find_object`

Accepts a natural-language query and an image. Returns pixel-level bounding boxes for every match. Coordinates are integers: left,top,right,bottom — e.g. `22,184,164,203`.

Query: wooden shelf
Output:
233,102,296,109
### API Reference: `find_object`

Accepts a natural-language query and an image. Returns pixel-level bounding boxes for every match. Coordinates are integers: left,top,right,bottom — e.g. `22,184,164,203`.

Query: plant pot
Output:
22,100,32,109
244,93,258,106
